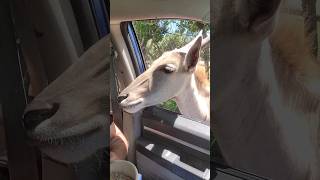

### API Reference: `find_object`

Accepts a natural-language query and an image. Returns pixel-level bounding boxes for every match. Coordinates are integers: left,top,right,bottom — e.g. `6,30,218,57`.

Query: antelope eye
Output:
162,64,176,74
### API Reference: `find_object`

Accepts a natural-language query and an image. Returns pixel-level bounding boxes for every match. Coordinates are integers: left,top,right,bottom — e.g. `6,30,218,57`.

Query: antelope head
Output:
118,32,205,114
22,36,109,163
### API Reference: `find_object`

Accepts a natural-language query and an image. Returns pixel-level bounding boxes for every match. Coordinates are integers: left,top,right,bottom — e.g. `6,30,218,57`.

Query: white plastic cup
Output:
110,160,140,180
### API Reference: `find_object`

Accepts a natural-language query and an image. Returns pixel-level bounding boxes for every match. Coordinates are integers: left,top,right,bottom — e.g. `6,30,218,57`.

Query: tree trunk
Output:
302,0,318,58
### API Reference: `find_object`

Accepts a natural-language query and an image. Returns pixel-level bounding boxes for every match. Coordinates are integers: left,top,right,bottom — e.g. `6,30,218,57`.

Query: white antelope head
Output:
118,32,205,114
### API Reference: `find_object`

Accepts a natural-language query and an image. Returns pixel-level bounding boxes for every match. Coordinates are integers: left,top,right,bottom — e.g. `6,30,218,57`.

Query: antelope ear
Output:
184,36,202,72
240,0,281,37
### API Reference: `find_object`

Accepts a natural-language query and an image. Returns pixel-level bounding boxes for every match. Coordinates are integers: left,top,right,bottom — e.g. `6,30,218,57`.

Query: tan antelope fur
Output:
23,36,110,163
118,32,210,122
213,0,320,179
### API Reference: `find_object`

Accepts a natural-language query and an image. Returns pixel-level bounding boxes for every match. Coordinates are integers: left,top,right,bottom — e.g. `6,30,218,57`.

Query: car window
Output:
126,19,228,172
130,19,227,168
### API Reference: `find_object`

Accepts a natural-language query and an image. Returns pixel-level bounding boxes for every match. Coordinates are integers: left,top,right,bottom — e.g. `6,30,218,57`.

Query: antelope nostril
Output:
22,103,60,131
117,94,128,104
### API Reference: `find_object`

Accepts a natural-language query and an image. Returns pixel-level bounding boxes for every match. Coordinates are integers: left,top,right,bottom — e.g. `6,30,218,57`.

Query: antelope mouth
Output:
27,125,102,147
23,106,105,146
22,106,108,163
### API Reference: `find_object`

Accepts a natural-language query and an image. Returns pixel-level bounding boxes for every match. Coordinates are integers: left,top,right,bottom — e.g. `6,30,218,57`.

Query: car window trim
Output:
136,136,210,180
142,107,210,150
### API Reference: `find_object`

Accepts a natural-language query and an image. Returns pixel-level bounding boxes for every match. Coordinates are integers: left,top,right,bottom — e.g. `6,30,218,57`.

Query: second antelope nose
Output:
118,94,128,104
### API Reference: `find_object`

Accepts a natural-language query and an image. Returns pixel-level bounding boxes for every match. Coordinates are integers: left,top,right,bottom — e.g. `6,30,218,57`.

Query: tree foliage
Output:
133,19,210,68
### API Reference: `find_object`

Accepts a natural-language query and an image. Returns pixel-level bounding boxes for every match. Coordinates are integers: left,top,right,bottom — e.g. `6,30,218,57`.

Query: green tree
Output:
133,19,210,70
133,20,170,58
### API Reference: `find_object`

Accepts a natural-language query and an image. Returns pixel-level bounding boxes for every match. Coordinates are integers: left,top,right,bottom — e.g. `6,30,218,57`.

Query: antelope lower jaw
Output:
26,115,108,163
29,114,106,143
41,127,107,164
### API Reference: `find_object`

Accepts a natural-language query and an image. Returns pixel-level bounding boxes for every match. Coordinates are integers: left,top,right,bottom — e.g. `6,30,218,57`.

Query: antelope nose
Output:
117,94,128,104
22,103,59,131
